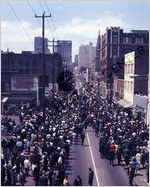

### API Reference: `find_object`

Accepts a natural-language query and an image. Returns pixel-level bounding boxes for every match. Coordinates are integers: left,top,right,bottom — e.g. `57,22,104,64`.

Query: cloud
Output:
57,5,63,10
1,21,53,52
1,13,131,58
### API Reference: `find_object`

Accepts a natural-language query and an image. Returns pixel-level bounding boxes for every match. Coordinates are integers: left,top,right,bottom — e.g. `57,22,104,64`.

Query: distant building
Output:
95,30,101,72
75,55,78,66
55,40,72,65
78,42,96,71
34,37,50,54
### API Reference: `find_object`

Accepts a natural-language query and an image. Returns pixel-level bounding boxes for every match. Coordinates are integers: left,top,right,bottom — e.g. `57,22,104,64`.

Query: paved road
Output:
66,126,147,186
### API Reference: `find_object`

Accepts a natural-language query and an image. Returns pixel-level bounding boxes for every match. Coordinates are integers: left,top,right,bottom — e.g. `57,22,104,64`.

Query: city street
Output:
1,1,149,186
66,127,129,186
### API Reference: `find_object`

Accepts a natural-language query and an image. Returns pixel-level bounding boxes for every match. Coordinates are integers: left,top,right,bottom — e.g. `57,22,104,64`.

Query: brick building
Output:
1,51,63,105
99,27,149,97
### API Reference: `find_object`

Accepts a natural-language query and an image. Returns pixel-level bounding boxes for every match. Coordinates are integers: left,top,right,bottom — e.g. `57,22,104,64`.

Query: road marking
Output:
87,131,100,186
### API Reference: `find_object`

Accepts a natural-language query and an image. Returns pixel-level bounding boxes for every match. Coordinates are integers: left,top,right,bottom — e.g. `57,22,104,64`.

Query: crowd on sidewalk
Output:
1,82,149,186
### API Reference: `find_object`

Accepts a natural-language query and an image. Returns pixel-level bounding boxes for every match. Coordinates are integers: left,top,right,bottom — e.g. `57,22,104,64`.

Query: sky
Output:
1,0,149,60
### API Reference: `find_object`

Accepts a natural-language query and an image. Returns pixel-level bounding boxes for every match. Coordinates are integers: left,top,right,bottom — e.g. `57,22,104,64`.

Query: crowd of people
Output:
84,82,149,186
1,90,94,186
1,80,149,186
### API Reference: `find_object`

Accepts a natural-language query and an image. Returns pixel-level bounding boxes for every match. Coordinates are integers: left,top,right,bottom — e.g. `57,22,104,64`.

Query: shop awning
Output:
118,99,133,108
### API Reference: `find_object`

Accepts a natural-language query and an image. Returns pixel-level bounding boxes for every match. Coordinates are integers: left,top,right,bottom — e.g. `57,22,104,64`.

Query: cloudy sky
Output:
1,0,149,60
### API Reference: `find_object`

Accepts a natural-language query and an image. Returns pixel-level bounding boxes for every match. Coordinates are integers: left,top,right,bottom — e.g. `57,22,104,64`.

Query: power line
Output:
26,0,41,27
7,1,33,44
44,0,59,39
38,1,55,39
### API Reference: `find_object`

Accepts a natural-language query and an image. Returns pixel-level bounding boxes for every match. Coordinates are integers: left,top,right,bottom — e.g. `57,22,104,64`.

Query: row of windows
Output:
18,68,38,74
18,60,37,67
110,37,145,44
123,37,144,44
125,63,134,74
124,81,134,92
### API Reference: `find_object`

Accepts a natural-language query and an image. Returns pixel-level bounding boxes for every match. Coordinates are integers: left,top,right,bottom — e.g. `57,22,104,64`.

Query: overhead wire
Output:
44,0,59,40
38,1,55,39
7,1,34,44
26,0,41,27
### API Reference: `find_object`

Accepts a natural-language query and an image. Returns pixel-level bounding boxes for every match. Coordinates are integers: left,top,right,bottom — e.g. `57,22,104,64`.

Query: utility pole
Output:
52,38,55,102
35,12,51,122
47,39,60,102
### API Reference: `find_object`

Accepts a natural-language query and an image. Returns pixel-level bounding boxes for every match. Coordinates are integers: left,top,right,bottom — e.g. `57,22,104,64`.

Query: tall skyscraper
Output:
34,37,50,54
55,40,72,65
78,42,96,70
95,30,101,72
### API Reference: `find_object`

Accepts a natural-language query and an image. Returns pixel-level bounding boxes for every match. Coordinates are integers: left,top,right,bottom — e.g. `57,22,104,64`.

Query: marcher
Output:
73,175,82,186
88,168,94,186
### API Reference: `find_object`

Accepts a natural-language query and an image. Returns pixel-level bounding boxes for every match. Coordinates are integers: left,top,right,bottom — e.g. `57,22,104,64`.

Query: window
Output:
32,68,37,74
25,60,30,67
128,38,132,43
127,81,129,91
18,60,24,66
135,38,143,44
112,35,118,44
131,82,133,92
32,60,37,67
128,64,130,73
25,68,30,74
131,64,134,74
112,47,117,55
18,69,24,74
123,37,131,44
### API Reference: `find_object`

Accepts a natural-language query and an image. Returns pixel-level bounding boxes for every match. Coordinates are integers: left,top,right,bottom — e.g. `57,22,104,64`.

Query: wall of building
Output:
56,40,72,65
124,51,135,103
100,27,149,86
1,52,63,95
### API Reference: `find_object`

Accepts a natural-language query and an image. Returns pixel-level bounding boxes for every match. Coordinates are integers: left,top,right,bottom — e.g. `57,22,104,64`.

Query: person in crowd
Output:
88,168,94,186
73,175,83,186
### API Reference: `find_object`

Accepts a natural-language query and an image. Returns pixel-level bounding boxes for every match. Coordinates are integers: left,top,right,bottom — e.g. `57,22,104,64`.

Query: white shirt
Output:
24,159,30,168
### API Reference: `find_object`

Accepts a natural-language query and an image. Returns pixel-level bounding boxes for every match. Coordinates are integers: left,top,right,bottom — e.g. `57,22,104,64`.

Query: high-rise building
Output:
78,42,96,71
34,37,50,54
55,40,72,65
95,30,101,72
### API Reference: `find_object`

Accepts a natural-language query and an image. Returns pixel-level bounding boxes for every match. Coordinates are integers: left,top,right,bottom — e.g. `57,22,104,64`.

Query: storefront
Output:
133,94,148,120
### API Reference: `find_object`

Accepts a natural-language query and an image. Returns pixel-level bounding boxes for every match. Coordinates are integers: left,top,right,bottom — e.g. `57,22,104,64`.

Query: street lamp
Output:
1,97,8,115
35,80,39,107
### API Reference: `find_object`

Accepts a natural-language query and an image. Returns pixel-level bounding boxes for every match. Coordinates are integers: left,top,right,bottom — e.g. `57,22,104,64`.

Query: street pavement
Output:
66,126,148,186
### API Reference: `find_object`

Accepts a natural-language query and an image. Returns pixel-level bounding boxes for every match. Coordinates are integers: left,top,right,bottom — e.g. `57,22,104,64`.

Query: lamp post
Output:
2,97,8,115
130,74,149,124
35,80,39,107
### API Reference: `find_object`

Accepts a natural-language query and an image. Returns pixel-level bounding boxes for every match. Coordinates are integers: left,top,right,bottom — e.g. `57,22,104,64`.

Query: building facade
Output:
55,40,72,66
34,37,50,54
78,42,96,72
95,31,101,72
99,27,149,97
119,49,149,119
1,51,63,103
